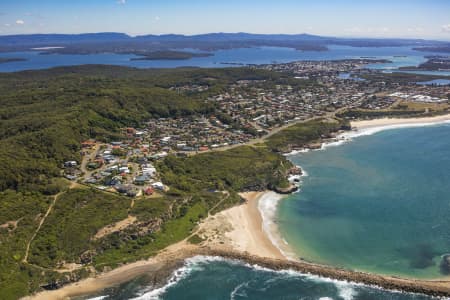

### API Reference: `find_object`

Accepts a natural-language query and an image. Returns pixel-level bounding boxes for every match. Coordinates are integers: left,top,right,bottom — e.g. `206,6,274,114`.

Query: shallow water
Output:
278,124,450,278
82,256,439,300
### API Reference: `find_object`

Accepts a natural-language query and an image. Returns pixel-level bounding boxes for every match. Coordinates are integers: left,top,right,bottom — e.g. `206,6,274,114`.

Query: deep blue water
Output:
82,257,438,300
0,45,448,73
278,124,450,278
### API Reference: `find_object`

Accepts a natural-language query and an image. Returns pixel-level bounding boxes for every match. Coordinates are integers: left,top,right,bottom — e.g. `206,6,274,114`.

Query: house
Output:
126,127,136,135
114,184,132,194
142,166,156,177
134,175,150,185
64,161,77,168
151,182,165,191
144,187,154,195
84,178,97,184
65,175,77,181
81,140,96,148
106,177,122,186
119,166,130,174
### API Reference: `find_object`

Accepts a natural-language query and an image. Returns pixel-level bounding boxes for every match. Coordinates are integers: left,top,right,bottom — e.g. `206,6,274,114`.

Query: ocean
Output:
81,124,450,299
278,123,450,279
81,256,437,300
0,45,449,75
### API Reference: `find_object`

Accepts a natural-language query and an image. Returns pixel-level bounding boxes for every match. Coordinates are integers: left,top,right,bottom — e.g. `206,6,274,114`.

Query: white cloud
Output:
15,19,25,25
442,24,450,32
4,23,10,27
117,0,126,4
154,16,160,22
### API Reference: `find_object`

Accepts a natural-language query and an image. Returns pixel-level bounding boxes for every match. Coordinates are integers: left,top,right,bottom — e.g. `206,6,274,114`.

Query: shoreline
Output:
25,114,450,299
195,191,288,260
285,113,450,156
25,189,450,299
349,113,450,135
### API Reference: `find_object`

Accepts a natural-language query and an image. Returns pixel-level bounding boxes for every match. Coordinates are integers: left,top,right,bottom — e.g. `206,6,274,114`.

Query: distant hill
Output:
0,32,130,45
0,32,446,54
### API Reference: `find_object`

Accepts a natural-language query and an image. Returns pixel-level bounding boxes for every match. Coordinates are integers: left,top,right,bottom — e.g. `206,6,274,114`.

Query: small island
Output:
0,57,27,64
399,56,450,71
413,46,450,54
130,50,213,61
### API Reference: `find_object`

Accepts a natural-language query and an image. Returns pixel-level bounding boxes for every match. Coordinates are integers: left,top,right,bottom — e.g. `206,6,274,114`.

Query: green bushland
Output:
265,118,349,152
28,189,131,268
92,195,213,267
0,190,59,299
0,65,334,299
158,145,292,192
361,72,450,84
130,197,172,222
0,65,295,192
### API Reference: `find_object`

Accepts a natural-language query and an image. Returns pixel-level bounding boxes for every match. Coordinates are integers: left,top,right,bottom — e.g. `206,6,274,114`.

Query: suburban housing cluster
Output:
63,59,449,197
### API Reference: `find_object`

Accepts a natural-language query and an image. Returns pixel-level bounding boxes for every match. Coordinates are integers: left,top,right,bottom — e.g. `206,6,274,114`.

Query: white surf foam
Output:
129,262,194,300
129,255,442,300
230,281,249,300
299,119,450,155
343,120,450,140
335,281,357,300
257,191,297,260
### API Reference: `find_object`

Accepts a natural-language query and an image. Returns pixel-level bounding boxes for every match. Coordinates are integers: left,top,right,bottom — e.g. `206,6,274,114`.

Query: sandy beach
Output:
25,191,286,300
24,241,198,300
350,113,450,131
196,191,287,260
24,189,450,299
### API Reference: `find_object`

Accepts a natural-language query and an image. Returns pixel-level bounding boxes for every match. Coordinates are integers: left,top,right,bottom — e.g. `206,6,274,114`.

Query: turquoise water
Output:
278,124,450,278
0,45,446,73
82,125,450,299
83,257,437,300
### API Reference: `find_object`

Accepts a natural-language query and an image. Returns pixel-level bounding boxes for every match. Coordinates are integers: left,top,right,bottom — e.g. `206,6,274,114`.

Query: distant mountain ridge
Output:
0,32,445,44
0,32,447,54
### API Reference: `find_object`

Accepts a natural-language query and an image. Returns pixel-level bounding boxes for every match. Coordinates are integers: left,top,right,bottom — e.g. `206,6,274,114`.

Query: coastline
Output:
196,191,289,260
25,114,450,299
24,190,450,299
349,114,450,135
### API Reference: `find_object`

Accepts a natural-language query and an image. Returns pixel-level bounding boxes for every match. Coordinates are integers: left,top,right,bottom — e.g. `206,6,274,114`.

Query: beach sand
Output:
197,191,286,260
351,113,450,131
25,191,285,300
24,189,450,299
24,241,198,300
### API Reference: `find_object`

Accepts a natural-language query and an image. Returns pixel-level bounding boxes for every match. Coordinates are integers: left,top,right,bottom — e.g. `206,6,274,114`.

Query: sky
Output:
0,0,450,40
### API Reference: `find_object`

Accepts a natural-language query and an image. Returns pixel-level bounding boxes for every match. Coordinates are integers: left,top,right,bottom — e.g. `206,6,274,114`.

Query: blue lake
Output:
0,45,448,74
